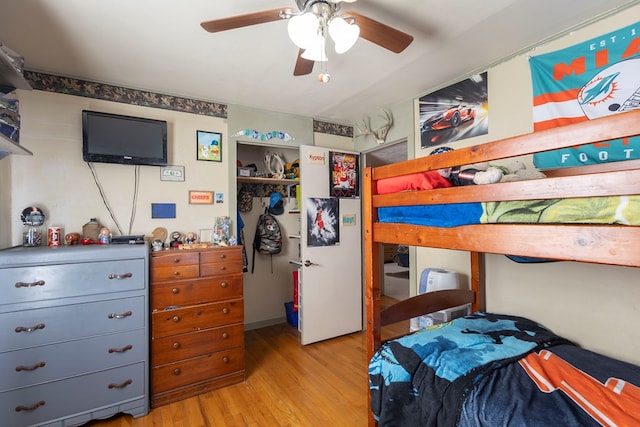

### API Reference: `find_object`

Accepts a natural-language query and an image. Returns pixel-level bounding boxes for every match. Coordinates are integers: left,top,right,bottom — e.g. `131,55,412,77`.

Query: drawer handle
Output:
108,272,133,280
219,254,227,259
222,308,229,314
172,342,181,349
108,311,133,319
222,332,229,339
15,323,45,333
172,315,181,323
108,379,133,389
220,266,227,271
172,287,180,294
15,400,46,412
108,344,133,353
173,368,181,375
222,356,230,363
173,258,181,263
220,282,228,288
172,271,181,276
15,280,45,288
15,361,46,372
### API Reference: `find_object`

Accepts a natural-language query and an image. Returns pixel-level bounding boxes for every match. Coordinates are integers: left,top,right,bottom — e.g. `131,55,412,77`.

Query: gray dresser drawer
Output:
1,258,145,306
0,329,146,392
0,296,145,352
0,362,145,427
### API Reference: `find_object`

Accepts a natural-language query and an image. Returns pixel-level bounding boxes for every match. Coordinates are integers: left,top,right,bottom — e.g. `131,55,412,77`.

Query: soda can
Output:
48,227,61,246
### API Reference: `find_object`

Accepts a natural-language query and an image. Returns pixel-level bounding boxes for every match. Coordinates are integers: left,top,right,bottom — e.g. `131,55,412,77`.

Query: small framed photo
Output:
196,130,222,162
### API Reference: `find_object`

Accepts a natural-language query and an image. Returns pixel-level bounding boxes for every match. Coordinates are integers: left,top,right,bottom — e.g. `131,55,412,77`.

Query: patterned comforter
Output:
369,313,640,426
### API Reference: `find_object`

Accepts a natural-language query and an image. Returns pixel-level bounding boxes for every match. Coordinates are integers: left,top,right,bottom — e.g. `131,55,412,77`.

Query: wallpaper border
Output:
24,71,352,137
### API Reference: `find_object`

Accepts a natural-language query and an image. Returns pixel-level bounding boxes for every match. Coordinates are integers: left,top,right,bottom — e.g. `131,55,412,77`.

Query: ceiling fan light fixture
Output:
301,35,328,62
288,13,319,49
328,16,360,54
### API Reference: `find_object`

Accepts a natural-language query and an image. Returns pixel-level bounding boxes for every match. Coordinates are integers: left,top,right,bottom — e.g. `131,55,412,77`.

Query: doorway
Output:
362,139,410,301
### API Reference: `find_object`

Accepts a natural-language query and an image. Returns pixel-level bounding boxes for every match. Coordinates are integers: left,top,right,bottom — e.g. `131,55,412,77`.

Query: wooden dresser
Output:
150,246,244,407
0,245,149,427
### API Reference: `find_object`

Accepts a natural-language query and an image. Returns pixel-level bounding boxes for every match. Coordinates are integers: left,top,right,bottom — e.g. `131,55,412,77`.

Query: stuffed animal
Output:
449,162,504,185
429,146,503,186
497,160,546,182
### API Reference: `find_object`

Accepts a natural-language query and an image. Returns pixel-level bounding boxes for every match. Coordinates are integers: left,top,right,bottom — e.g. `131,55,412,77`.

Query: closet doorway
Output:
362,139,410,301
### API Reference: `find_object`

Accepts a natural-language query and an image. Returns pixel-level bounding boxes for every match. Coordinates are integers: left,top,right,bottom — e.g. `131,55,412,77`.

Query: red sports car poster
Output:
419,72,489,149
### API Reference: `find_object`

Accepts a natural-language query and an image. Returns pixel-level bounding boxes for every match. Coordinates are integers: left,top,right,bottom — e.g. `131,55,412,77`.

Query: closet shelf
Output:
0,134,32,158
237,176,299,185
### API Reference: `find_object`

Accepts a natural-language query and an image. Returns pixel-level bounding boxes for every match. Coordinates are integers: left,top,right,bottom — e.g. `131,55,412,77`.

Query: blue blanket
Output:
369,312,570,426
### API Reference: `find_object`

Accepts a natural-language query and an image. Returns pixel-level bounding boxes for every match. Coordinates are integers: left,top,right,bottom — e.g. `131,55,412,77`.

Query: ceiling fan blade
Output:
293,49,315,76
345,11,414,53
201,8,292,33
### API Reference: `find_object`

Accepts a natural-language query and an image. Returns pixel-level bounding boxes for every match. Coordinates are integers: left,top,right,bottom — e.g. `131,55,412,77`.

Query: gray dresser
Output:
0,244,149,426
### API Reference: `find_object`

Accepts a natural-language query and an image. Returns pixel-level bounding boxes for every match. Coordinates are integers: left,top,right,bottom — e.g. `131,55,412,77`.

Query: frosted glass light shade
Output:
328,17,359,54
288,13,319,49
301,35,327,62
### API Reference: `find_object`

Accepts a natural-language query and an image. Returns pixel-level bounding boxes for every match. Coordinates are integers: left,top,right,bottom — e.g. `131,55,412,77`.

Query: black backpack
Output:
252,208,283,273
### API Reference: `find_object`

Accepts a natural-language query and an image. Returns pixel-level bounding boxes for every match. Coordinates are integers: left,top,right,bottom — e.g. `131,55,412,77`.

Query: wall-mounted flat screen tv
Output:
82,110,168,166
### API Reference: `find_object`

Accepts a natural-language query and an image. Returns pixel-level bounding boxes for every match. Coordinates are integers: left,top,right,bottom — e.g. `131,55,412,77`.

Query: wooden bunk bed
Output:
363,110,640,426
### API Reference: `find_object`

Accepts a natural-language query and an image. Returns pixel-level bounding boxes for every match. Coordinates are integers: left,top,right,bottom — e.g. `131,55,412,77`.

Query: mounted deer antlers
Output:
355,110,393,144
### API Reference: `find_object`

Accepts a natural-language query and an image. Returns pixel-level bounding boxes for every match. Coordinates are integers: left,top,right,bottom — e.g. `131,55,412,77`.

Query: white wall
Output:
413,6,640,365
7,89,351,330
10,90,229,243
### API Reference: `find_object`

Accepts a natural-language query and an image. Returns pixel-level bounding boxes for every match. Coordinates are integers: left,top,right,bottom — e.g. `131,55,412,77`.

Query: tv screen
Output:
82,110,168,166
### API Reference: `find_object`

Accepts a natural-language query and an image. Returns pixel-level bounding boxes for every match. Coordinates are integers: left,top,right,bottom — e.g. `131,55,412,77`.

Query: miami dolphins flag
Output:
529,22,640,168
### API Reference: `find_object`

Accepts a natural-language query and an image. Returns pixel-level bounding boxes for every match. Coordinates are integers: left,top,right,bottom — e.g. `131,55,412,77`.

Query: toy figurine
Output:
170,231,183,248
65,232,80,245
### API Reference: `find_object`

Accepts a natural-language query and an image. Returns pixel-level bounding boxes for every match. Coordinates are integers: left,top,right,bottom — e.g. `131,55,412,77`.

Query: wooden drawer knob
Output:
222,308,229,314
219,254,227,259
222,332,229,339
172,271,180,276
172,342,181,349
222,356,229,363
220,266,227,271
172,258,181,263
173,368,181,375
171,287,180,294
220,282,228,288
172,316,181,323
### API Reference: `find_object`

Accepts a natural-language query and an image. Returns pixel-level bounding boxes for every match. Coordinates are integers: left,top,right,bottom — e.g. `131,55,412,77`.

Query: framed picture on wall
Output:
196,130,222,162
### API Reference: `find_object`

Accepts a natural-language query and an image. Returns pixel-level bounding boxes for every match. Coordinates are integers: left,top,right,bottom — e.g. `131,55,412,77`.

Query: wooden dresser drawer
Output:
151,275,243,310
150,264,199,282
1,362,145,427
0,329,145,392
151,252,200,268
1,296,145,352
199,247,243,265
151,324,244,366
152,299,243,338
1,259,145,306
151,347,244,394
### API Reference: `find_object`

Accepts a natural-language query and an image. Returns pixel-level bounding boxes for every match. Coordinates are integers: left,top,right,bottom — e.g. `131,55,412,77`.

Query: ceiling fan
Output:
200,0,414,80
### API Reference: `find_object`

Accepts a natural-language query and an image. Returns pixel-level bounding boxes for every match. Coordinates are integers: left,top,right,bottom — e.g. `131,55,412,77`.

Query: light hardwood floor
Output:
90,297,408,427
90,323,369,426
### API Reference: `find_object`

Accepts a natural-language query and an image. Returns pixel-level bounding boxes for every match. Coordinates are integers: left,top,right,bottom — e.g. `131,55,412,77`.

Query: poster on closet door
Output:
329,151,359,198
306,197,339,247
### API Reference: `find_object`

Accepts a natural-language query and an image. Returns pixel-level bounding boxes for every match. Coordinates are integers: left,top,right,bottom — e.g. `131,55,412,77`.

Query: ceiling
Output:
0,0,637,126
